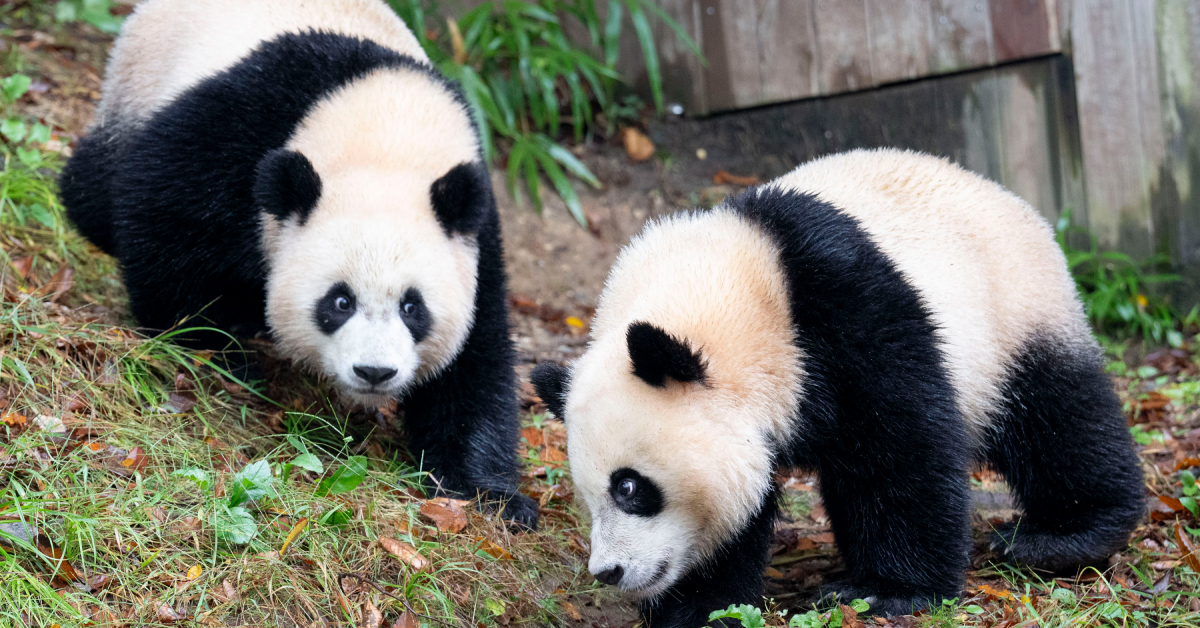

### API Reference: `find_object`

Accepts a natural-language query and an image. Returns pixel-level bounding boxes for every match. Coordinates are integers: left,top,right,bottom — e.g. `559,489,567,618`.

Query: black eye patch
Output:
609,468,664,517
313,282,355,334
399,287,431,343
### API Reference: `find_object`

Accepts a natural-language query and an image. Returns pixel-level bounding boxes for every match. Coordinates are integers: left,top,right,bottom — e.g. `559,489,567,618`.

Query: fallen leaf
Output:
840,603,864,628
763,566,785,578
279,517,309,555
36,265,73,303
118,447,149,472
166,392,196,414
520,427,545,447
1159,495,1186,512
156,603,185,623
380,537,428,571
562,601,583,621
977,584,1015,600
0,412,26,427
713,170,761,187
87,573,113,593
476,536,513,560
446,17,467,65
420,498,469,534
1177,525,1200,572
542,446,567,463
564,316,585,330
392,612,419,628
1178,458,1200,470
11,256,32,279
621,127,655,161
363,599,383,628
186,565,202,580
209,578,240,603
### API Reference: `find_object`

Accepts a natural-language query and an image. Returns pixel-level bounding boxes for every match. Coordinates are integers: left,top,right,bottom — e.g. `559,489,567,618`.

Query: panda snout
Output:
592,565,624,586
353,365,399,386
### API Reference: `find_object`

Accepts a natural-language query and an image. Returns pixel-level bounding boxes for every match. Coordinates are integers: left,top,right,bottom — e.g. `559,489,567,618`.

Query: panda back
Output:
772,149,1090,437
96,0,426,127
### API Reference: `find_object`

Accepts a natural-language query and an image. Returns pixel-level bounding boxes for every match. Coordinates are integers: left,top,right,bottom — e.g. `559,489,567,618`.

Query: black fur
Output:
60,31,535,529
253,149,322,224
627,321,707,387
314,281,355,335
981,337,1144,571
632,186,1141,625
609,468,664,517
641,489,779,628
530,362,569,419
645,187,974,625
430,161,492,235
400,287,431,343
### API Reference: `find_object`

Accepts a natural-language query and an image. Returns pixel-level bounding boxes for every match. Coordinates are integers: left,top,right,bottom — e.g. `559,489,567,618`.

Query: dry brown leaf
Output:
542,446,567,463
209,578,240,603
840,603,864,628
392,612,419,628
520,426,545,447
420,498,469,534
362,599,383,628
186,565,202,580
561,601,583,622
117,447,149,472
1177,525,1200,572
156,603,185,623
379,537,428,571
1178,457,1200,470
475,536,513,560
712,170,761,186
621,127,655,161
977,583,1015,600
446,17,467,65
1,412,27,427
11,256,33,280
763,566,785,579
37,265,74,303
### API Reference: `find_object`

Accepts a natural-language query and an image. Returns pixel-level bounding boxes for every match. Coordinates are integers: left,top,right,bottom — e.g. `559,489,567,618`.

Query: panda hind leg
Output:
981,336,1144,572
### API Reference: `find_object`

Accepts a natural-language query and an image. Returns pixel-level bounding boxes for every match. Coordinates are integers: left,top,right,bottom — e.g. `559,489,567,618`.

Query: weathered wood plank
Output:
989,0,1057,62
867,0,932,84
926,0,993,73
1070,0,1160,255
756,0,820,104
813,0,874,94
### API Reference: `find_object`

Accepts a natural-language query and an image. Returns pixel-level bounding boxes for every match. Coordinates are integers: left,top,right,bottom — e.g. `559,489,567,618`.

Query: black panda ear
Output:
254,149,322,224
530,362,569,420
431,161,491,235
627,322,706,388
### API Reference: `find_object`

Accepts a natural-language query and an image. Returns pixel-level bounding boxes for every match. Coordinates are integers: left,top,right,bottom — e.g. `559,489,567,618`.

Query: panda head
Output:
256,149,489,406
531,322,779,599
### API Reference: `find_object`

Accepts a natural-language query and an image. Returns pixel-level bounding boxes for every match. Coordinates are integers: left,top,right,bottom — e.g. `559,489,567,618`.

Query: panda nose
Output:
353,365,398,385
593,565,624,586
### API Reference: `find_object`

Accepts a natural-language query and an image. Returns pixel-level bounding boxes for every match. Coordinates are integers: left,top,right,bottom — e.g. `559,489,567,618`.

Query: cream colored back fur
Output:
772,149,1091,438
96,0,427,126
568,148,1092,596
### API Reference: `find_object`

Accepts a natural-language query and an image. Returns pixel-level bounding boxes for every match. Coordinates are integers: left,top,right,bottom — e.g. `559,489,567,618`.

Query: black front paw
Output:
819,583,944,617
495,491,539,531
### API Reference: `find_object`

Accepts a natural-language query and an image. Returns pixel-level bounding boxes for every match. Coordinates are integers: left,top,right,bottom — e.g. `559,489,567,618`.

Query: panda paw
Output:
496,491,540,532
819,583,937,617
989,519,1106,573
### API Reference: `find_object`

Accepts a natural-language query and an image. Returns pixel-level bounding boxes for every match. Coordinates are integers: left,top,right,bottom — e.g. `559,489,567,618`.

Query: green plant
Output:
1181,470,1198,518
1056,212,1199,345
54,0,123,34
393,0,702,225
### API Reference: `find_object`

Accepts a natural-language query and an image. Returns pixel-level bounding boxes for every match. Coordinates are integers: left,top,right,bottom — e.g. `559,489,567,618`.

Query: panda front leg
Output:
640,490,780,628
812,407,973,616
398,222,539,530
982,338,1143,572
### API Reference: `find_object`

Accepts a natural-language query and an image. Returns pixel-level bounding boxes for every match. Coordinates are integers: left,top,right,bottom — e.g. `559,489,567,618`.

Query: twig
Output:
337,572,461,628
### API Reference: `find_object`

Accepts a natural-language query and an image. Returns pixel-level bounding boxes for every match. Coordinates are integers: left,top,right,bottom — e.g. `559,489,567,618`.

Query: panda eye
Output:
334,296,351,311
402,301,416,315
618,478,636,497
609,468,663,517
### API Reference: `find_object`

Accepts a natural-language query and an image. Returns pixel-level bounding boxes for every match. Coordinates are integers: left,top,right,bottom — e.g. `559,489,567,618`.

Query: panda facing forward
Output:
61,0,537,528
532,149,1144,625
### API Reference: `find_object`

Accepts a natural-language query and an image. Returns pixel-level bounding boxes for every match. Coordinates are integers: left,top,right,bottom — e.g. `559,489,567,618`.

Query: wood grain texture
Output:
989,0,1057,61
868,0,932,84
928,0,994,72
756,0,819,104
813,0,874,94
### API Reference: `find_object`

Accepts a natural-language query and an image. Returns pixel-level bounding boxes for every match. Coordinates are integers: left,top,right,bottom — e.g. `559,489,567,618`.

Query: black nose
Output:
594,565,624,586
353,365,398,385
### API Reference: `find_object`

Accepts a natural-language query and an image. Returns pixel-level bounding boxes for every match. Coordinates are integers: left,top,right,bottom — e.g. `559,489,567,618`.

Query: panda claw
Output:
498,492,540,532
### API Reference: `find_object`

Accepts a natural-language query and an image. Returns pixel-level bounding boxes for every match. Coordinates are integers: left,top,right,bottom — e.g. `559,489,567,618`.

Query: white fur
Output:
566,149,1092,596
566,209,803,596
101,0,480,405
96,0,427,126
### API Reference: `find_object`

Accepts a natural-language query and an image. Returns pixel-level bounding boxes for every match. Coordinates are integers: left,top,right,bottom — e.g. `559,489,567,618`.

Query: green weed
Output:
393,0,702,226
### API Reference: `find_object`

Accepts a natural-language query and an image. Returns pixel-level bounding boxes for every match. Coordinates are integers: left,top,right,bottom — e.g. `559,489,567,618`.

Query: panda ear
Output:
254,149,322,224
530,362,569,420
627,322,706,388
431,161,492,235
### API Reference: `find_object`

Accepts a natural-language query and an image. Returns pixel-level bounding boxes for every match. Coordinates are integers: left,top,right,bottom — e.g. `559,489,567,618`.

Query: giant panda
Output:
60,0,537,529
532,149,1145,625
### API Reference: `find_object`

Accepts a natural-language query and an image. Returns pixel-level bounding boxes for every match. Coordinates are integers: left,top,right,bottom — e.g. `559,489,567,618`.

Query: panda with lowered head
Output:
61,0,537,528
532,149,1144,625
